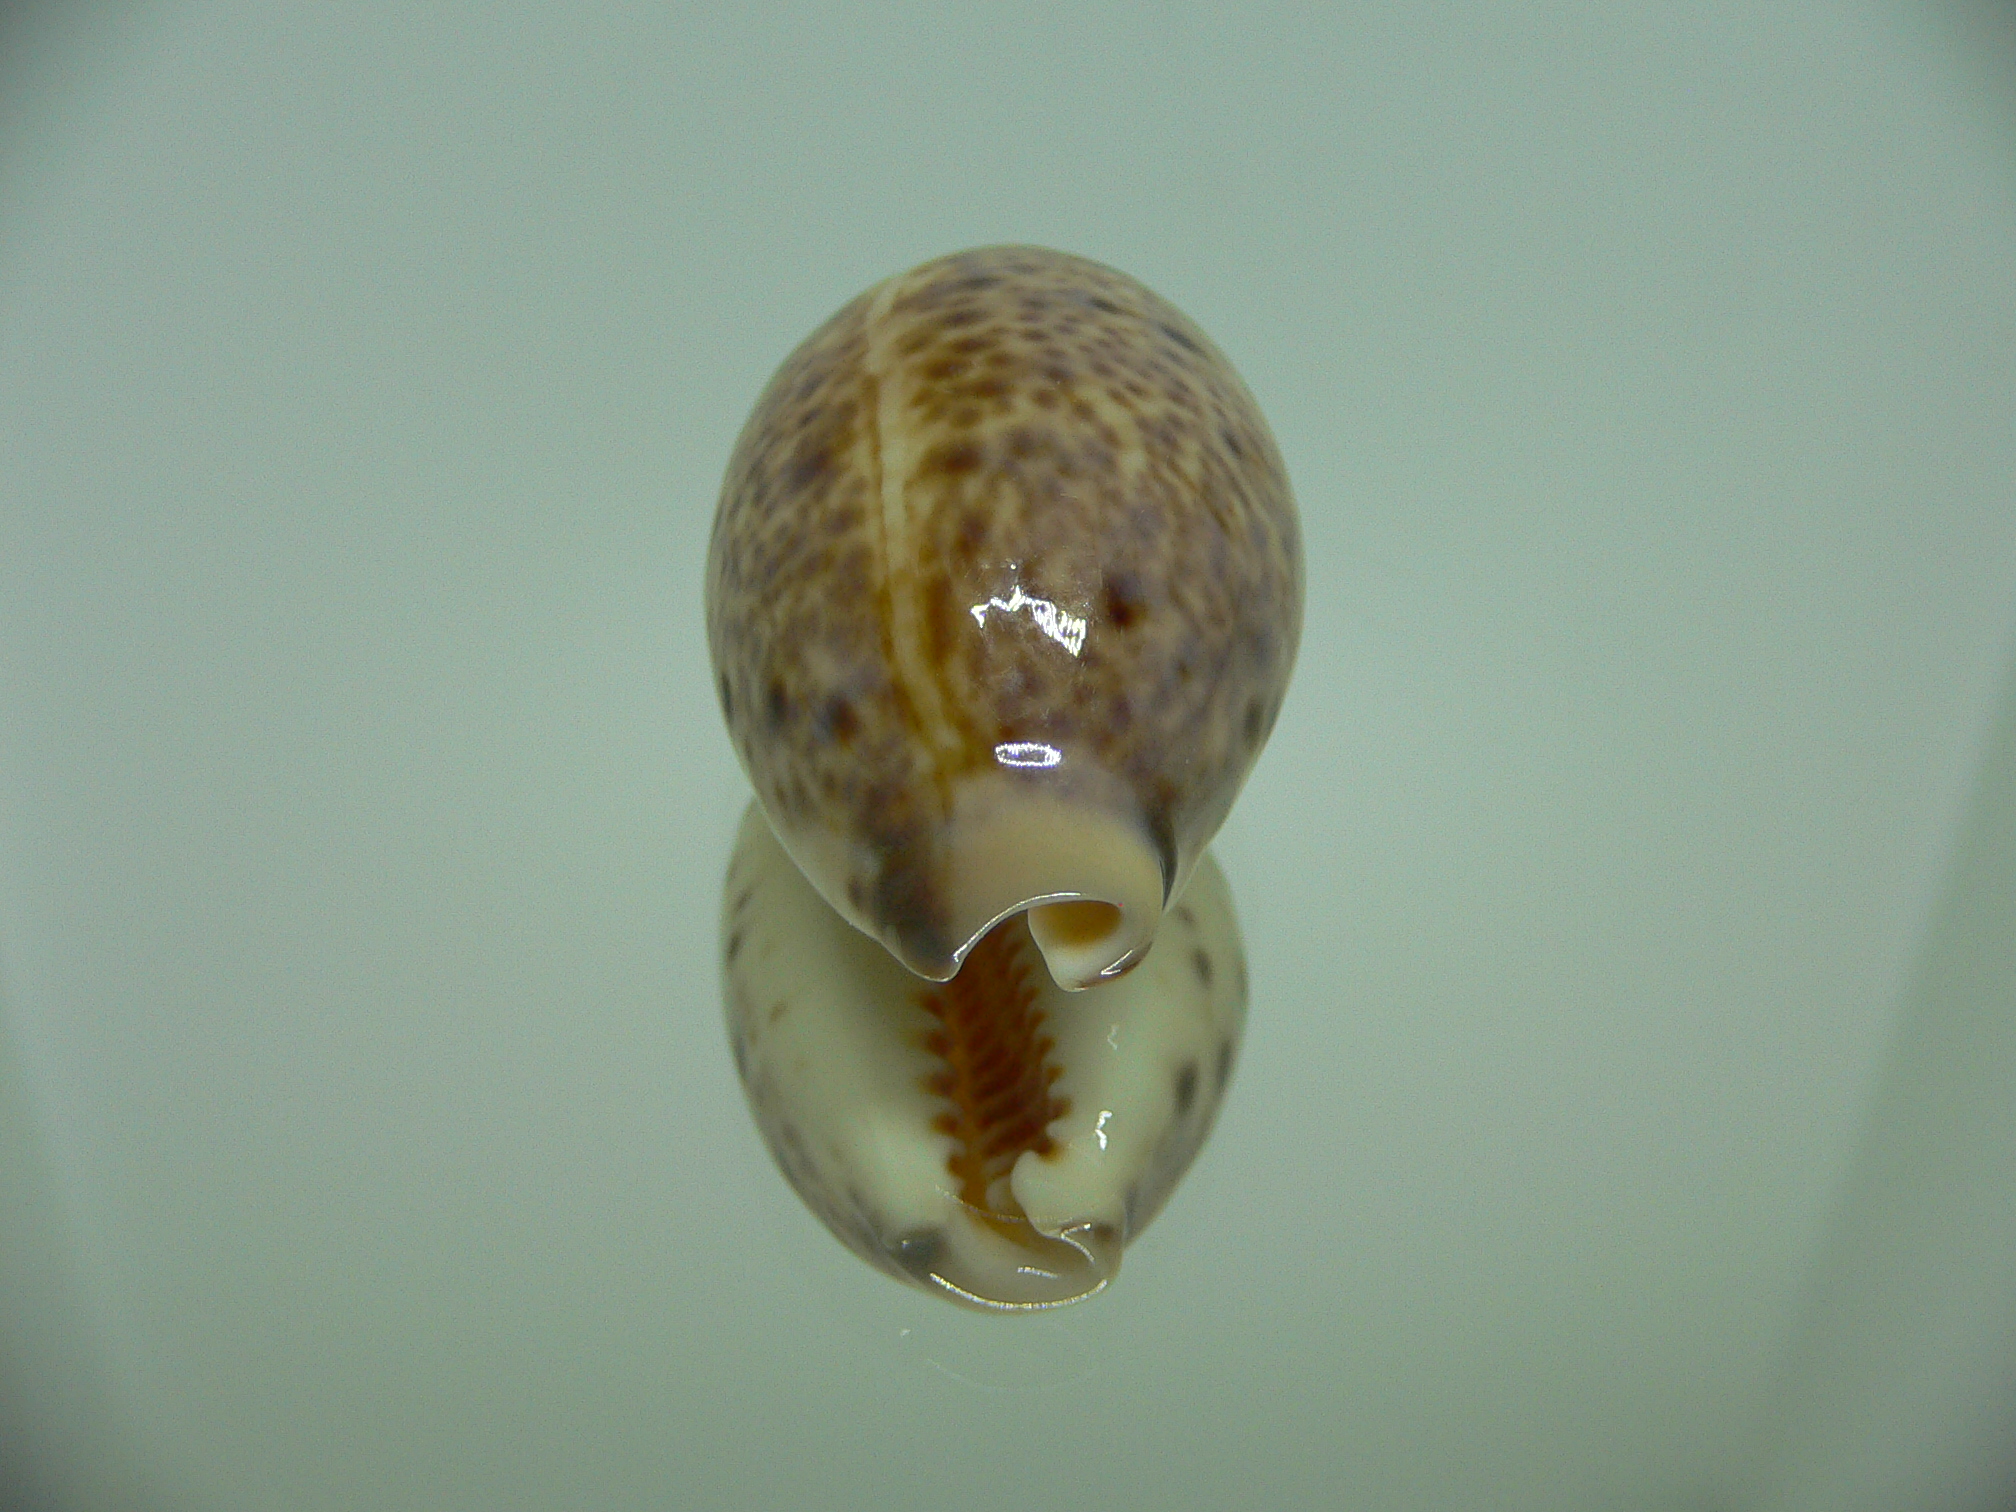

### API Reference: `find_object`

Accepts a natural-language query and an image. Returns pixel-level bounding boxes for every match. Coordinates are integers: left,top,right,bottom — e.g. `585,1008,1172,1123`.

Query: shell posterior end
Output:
942,781,1165,992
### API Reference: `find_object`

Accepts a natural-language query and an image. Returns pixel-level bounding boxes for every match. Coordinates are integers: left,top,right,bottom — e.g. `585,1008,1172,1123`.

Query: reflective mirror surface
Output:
3,4,2015,1509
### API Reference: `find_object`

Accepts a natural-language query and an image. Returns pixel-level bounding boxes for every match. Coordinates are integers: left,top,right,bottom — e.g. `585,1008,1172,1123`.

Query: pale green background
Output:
3,3,2015,1509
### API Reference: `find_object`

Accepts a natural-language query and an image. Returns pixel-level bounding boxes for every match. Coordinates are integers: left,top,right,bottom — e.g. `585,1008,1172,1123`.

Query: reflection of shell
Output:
707,246,1301,990
722,803,1247,1311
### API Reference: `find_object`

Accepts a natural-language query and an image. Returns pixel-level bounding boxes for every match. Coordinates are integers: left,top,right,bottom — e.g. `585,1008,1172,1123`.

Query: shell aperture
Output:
707,246,1299,1308
722,802,1247,1310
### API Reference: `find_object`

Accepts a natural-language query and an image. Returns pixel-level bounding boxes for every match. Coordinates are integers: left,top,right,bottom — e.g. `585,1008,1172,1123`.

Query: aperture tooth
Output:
916,913,1070,1232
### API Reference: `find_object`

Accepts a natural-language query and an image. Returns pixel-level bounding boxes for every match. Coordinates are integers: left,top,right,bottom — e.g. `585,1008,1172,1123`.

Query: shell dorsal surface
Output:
707,246,1301,989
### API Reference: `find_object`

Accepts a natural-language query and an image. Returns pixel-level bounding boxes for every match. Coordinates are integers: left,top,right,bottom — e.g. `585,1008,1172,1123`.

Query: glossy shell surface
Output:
722,802,1247,1310
707,246,1301,990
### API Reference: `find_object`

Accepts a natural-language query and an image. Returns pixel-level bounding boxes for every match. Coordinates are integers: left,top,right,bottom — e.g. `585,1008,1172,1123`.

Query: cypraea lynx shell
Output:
708,246,1300,1309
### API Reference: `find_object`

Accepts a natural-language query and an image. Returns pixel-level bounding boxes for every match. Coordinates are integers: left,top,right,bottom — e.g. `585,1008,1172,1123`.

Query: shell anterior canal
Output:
1026,897,1131,991
1029,899,1122,950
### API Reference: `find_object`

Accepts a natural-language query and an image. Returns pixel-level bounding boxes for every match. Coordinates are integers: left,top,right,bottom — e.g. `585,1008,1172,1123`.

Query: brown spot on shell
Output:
1103,571,1146,630
820,697,860,745
1192,947,1213,987
1242,697,1267,746
891,1229,946,1278
1174,1060,1199,1116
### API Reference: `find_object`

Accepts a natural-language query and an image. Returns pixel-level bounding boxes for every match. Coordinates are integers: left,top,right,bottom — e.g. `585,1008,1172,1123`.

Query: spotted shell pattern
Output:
707,246,1301,989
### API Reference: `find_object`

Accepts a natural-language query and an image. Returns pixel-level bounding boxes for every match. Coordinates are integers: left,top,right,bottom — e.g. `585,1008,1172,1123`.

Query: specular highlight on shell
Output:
707,245,1300,1309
